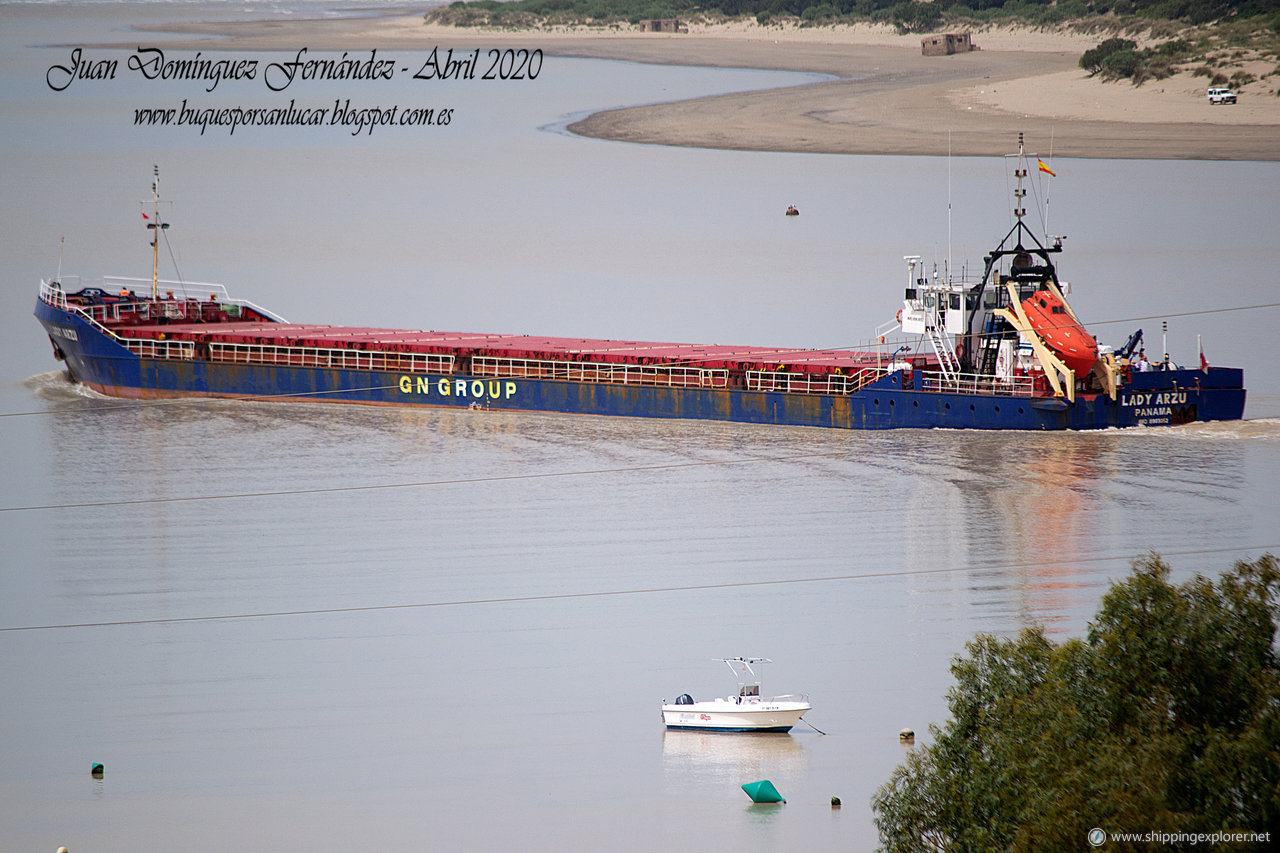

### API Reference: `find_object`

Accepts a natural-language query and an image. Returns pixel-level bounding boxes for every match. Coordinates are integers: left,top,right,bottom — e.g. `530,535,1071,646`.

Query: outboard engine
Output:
675,694,694,705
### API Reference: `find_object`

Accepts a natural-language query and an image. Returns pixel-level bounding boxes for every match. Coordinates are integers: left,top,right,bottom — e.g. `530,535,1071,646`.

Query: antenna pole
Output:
1044,129,1054,240
1014,132,1027,225
150,166,160,300
947,130,952,283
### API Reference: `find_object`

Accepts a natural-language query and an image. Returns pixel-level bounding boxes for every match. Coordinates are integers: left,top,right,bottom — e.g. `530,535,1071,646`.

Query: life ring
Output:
895,309,903,324
955,343,965,359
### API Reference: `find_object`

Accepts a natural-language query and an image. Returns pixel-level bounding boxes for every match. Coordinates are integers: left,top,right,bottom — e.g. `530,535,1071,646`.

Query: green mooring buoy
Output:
741,779,785,804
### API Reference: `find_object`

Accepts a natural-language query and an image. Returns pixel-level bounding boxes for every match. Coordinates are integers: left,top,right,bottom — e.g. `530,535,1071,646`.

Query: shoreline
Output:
130,15,1280,160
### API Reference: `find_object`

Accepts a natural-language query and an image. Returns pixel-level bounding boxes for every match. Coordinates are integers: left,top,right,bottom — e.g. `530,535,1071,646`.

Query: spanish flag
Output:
1037,159,1056,177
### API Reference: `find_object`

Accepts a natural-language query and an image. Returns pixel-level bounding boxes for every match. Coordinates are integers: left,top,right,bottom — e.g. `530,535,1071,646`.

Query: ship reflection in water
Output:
661,729,811,794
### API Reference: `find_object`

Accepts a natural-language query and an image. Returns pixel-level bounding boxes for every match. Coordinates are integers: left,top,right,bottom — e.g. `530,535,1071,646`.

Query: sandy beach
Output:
132,15,1280,160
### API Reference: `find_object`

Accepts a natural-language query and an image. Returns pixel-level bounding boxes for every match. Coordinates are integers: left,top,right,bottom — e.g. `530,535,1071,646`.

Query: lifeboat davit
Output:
1020,289,1098,375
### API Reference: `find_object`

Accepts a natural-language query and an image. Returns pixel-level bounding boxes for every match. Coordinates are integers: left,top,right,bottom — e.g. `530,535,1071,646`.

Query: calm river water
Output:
3,2,1279,851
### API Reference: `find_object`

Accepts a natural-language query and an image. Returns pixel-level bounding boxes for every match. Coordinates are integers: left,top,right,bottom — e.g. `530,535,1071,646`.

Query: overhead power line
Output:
1,544,1273,634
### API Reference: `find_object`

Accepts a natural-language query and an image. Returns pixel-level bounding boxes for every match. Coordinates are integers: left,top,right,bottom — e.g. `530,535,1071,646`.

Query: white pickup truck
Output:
1207,87,1237,105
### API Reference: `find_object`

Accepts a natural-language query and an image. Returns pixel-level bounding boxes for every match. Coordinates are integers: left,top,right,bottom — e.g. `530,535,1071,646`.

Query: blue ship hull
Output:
35,297,1248,431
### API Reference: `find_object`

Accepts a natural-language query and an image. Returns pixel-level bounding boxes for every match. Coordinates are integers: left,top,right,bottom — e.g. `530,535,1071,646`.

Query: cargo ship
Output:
34,146,1245,431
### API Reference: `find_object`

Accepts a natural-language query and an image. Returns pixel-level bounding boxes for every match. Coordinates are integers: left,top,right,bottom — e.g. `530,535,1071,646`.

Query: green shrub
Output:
873,554,1280,852
1080,37,1139,74
890,0,942,31
1105,48,1144,79
801,3,839,20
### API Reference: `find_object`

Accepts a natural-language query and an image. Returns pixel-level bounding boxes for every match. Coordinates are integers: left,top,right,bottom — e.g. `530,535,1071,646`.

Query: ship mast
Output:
1013,132,1028,225
143,165,170,301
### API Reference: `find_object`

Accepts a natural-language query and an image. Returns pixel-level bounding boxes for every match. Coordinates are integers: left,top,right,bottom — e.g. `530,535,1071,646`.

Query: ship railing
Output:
920,371,1036,396
472,356,729,389
78,297,207,326
124,339,197,360
209,342,455,374
745,368,886,395
104,277,289,323
40,279,136,349
40,278,286,326
40,279,72,310
104,277,231,302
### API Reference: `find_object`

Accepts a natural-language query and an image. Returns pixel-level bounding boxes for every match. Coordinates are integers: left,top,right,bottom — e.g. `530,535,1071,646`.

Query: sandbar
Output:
133,15,1280,160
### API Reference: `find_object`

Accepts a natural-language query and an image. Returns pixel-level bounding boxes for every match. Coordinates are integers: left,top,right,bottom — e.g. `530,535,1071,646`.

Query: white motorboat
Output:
661,657,811,733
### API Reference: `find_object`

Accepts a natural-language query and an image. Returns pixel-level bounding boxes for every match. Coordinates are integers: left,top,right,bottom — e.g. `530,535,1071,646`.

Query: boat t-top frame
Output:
717,657,771,698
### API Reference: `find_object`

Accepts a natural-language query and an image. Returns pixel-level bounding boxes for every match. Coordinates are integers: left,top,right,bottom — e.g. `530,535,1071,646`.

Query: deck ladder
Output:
927,323,961,388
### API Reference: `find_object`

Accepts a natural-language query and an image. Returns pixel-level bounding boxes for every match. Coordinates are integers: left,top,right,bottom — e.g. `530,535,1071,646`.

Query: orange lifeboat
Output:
1020,289,1098,375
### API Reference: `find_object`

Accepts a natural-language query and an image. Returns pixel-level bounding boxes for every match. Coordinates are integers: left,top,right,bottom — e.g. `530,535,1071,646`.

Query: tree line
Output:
873,553,1280,851
429,0,1280,34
